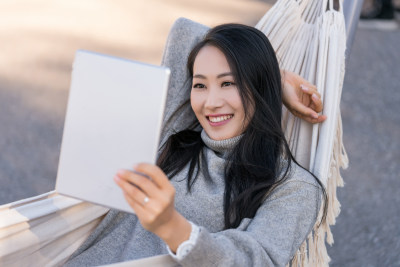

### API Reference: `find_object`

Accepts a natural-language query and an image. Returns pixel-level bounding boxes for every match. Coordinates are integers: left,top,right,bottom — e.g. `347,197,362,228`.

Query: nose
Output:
204,87,224,110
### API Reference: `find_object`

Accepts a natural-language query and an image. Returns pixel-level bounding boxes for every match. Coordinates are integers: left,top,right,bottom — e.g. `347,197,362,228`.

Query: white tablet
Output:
55,50,170,213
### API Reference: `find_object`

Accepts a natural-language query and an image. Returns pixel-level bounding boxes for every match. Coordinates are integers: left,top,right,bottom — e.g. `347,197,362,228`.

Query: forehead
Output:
193,45,231,76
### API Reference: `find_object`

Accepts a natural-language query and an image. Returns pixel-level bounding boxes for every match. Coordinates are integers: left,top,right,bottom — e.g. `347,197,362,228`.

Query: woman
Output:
65,24,326,266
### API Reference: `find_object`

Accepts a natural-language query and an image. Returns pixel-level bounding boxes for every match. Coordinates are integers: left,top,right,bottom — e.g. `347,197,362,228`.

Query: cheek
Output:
228,92,250,127
227,91,245,114
190,91,202,116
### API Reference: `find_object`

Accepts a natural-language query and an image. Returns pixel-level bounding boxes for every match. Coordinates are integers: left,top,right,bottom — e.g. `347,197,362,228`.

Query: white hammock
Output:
256,0,348,265
0,0,348,266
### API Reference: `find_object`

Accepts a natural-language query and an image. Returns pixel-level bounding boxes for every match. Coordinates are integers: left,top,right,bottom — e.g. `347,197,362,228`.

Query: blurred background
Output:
0,0,399,266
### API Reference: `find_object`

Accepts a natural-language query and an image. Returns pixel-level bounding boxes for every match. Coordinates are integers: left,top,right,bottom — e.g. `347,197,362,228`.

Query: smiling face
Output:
190,45,251,141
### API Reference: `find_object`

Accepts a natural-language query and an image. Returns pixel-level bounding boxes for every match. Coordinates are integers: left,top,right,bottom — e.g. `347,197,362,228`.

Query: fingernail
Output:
114,175,120,182
312,93,318,99
312,113,318,119
300,85,309,91
117,169,125,176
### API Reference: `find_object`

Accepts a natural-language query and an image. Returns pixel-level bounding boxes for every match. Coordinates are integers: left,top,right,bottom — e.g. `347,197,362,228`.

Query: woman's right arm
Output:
159,19,209,147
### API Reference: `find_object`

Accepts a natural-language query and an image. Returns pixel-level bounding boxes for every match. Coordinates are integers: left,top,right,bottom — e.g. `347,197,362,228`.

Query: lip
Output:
206,114,233,127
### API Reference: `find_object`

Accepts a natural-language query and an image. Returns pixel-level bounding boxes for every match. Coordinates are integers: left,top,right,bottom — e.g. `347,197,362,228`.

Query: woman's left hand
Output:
114,163,191,252
281,70,327,124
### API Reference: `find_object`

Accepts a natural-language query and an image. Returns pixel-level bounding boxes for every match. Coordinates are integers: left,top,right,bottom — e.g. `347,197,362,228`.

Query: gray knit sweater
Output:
65,130,321,267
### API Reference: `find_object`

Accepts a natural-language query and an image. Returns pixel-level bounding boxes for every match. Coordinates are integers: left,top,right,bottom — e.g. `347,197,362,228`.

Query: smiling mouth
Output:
207,115,233,123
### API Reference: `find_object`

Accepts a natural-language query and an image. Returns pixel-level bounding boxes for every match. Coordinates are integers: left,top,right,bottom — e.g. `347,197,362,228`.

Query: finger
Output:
300,84,320,99
300,85,323,113
291,102,319,120
310,93,323,113
317,114,327,123
120,181,174,227
117,179,159,225
298,113,327,124
134,163,171,190
308,115,326,124
114,175,153,204
122,190,148,217
291,102,326,124
116,169,160,197
122,191,171,233
300,81,318,91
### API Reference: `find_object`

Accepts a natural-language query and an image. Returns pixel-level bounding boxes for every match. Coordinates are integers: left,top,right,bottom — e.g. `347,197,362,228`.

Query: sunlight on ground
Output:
0,0,272,101
0,0,273,203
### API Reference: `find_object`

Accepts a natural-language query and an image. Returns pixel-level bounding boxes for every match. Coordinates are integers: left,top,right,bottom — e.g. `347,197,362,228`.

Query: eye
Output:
193,83,206,89
222,81,235,87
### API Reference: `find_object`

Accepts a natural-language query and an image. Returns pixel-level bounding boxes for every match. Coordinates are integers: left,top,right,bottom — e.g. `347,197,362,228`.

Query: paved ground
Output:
327,26,400,267
0,1,399,266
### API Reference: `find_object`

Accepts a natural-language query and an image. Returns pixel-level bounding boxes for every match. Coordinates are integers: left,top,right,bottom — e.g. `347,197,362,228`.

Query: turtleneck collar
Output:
200,130,242,155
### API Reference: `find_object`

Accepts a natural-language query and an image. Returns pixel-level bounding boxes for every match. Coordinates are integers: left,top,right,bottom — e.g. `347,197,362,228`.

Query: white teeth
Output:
209,115,233,122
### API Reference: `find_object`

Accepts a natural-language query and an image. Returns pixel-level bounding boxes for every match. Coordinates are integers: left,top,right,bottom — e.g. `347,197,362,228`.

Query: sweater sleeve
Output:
175,180,322,267
158,18,209,147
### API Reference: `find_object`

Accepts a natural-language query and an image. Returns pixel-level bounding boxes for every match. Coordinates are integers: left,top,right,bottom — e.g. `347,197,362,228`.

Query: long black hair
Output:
157,23,327,229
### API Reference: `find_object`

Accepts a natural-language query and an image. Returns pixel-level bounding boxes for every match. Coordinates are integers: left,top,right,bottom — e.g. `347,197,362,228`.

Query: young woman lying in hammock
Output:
65,24,326,266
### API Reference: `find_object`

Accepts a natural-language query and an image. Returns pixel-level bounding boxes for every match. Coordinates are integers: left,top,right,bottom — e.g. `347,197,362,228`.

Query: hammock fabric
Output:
0,0,348,266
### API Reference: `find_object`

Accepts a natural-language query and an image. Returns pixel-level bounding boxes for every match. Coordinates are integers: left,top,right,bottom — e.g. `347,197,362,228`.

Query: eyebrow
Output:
193,72,233,79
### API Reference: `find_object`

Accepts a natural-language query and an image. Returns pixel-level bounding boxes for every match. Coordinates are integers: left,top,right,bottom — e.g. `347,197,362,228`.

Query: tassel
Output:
289,239,308,267
307,232,315,266
299,238,309,267
291,252,300,267
290,115,348,266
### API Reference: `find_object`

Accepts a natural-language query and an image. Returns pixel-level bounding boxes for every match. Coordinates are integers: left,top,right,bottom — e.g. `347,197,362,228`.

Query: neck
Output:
200,130,242,156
